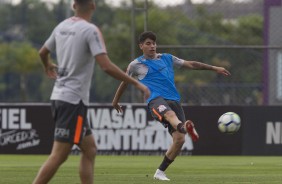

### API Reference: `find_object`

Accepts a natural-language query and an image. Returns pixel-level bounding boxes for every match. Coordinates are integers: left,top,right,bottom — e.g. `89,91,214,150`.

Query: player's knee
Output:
80,141,97,161
49,153,69,165
91,143,97,157
82,146,96,162
88,144,97,159
164,110,176,120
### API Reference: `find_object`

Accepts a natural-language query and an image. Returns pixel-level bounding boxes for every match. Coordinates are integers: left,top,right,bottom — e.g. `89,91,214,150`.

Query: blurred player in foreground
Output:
32,0,150,184
112,31,230,181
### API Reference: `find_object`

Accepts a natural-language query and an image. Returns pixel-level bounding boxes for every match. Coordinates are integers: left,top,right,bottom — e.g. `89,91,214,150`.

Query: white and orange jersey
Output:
44,16,107,105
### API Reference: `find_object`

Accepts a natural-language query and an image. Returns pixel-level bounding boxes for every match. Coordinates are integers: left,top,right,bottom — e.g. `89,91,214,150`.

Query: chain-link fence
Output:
0,0,281,105
127,0,282,105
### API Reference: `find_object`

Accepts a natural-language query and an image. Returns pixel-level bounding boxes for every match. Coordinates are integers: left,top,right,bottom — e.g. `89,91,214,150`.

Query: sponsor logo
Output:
266,121,282,144
157,105,167,113
0,108,40,150
0,108,31,129
87,105,193,151
60,31,75,36
55,128,70,138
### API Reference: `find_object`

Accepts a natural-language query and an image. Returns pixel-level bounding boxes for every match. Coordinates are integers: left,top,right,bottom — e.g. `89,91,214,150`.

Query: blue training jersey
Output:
136,53,181,103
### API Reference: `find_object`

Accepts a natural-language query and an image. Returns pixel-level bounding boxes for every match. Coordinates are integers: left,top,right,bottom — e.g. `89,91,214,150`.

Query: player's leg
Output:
165,100,199,141
78,134,97,184
72,101,96,184
154,131,185,181
150,98,183,180
154,108,186,180
163,110,184,131
32,141,72,184
154,130,185,179
33,100,77,184
164,112,199,142
149,97,199,140
149,97,182,131
154,99,198,180
166,130,185,160
33,100,89,183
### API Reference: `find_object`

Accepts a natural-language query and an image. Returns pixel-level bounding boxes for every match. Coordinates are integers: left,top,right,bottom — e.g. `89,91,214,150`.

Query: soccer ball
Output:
217,112,241,133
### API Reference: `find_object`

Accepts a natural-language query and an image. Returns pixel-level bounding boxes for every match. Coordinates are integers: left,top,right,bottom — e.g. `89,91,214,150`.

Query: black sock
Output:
158,155,174,171
177,122,186,134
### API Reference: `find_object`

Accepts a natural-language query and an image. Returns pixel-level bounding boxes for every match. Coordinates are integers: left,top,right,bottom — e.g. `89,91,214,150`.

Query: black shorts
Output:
148,97,186,135
51,100,92,145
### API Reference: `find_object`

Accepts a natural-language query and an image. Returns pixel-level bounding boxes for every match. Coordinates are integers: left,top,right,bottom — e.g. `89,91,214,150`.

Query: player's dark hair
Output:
139,31,157,43
74,0,94,5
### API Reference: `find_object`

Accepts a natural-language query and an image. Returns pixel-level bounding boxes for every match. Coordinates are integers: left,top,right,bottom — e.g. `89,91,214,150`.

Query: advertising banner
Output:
0,105,53,154
88,104,193,155
1,104,282,155
0,104,194,155
242,106,282,155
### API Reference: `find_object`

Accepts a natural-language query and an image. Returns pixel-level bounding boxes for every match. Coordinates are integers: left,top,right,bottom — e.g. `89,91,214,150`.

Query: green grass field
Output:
0,155,281,184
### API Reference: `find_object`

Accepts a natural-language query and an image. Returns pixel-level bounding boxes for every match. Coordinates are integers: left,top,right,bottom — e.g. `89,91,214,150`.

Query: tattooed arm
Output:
182,60,231,76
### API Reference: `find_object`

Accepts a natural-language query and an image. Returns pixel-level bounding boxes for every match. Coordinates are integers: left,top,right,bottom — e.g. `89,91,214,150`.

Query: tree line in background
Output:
0,0,263,104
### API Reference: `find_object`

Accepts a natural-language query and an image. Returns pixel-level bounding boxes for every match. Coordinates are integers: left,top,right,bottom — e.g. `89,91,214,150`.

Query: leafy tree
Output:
0,0,264,104
0,42,41,101
0,0,57,44
21,0,57,44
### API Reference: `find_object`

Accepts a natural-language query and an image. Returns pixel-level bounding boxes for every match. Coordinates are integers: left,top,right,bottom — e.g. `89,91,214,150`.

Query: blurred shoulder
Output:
129,59,140,67
160,53,172,57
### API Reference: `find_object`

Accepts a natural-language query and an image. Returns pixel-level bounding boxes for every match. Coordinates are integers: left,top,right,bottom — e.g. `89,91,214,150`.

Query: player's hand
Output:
213,66,231,76
113,102,123,113
45,63,57,79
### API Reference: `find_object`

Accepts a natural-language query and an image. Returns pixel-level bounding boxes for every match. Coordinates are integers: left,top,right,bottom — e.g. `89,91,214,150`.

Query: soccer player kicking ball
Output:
112,31,231,181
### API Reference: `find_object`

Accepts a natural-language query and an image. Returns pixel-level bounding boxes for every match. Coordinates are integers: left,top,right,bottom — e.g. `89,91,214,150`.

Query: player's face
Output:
139,38,157,58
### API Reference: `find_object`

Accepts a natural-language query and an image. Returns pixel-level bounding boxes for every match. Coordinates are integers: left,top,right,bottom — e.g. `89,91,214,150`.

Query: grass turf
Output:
0,155,281,183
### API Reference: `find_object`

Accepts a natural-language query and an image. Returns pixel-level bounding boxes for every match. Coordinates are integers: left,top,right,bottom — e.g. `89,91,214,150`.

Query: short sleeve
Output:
127,62,134,77
87,26,107,56
172,55,184,68
44,29,56,52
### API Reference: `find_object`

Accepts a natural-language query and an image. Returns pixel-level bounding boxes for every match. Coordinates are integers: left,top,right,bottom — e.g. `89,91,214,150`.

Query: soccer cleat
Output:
185,120,199,141
153,169,170,181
